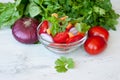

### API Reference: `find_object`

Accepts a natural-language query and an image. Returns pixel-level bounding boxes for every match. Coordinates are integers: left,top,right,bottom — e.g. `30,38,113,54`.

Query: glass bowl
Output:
37,22,87,54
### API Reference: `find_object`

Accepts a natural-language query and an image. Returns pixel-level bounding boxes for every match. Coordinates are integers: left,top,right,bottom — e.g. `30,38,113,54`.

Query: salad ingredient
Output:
0,0,119,31
51,13,58,18
53,32,69,43
66,23,73,31
84,36,107,55
60,16,68,21
38,20,49,34
88,26,109,41
47,16,68,36
12,17,39,44
38,17,87,44
68,32,74,38
66,33,84,43
0,0,26,28
69,27,78,35
40,33,53,42
55,56,74,73
46,28,51,35
75,23,91,33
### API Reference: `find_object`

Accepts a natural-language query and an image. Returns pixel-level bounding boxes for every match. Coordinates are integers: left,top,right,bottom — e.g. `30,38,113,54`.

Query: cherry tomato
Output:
84,36,107,55
38,20,49,34
66,33,84,43
88,26,109,41
53,32,69,43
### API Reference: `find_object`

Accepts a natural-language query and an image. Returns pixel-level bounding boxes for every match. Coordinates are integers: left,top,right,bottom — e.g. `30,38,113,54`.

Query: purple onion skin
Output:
12,17,40,44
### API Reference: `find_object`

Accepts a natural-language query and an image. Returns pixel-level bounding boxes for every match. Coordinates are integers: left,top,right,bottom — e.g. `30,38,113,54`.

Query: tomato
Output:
66,33,84,43
38,20,49,34
88,26,109,41
84,36,107,55
53,32,69,43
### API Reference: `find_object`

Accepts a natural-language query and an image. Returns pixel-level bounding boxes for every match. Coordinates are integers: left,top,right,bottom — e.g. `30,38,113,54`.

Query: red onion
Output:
12,17,40,44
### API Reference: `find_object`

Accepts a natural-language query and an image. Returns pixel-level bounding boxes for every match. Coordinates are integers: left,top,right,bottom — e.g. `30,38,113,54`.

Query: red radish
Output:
12,17,39,44
40,33,53,42
69,27,78,35
38,20,49,34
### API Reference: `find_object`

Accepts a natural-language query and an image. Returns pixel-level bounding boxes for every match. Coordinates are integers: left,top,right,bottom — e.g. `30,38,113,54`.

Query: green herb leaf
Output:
75,23,90,33
93,6,105,16
0,3,21,28
46,16,68,36
0,3,7,13
28,3,41,18
55,56,75,73
15,0,22,7
55,65,67,73
0,0,24,28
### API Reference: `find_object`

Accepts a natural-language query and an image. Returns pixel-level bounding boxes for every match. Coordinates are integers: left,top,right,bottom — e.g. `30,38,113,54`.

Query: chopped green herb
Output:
75,22,90,33
45,16,70,36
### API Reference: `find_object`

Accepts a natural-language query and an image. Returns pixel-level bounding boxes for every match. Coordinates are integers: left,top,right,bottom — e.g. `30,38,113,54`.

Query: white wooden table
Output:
0,0,120,80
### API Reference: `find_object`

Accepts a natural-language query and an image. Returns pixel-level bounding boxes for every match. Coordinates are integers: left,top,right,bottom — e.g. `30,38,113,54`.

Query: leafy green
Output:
93,6,105,16
75,23,90,33
45,16,70,36
27,2,41,17
47,16,61,36
0,3,19,28
0,0,25,28
55,56,74,73
0,0,119,30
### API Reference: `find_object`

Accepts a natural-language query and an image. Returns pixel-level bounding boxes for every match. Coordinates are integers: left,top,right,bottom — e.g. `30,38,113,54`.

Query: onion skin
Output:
12,17,39,44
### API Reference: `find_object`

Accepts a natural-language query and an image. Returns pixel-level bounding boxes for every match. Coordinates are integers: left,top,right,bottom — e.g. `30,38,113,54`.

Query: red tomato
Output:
84,36,107,55
88,26,109,41
66,33,84,43
53,32,69,43
38,20,49,34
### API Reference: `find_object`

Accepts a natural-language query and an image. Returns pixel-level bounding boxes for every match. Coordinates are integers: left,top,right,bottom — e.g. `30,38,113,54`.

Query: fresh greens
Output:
0,0,119,30
75,22,90,33
46,16,70,36
55,56,74,73
0,2,20,28
0,0,26,28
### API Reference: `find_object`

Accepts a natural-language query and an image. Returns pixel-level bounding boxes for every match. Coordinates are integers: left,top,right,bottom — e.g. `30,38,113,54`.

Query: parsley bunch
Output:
0,0,119,30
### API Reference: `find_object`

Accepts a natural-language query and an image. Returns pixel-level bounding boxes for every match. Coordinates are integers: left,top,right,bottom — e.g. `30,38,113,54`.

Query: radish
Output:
40,33,54,42
69,27,78,35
